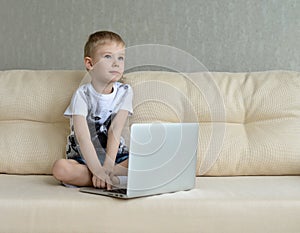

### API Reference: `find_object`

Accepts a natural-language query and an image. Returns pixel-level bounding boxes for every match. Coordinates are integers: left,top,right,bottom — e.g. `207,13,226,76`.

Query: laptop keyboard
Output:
108,189,127,194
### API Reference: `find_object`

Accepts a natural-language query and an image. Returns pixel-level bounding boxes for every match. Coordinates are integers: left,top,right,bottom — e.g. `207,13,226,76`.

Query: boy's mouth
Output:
109,71,121,75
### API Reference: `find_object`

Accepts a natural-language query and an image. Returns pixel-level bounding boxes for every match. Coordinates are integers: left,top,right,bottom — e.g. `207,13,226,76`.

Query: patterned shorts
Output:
67,152,129,166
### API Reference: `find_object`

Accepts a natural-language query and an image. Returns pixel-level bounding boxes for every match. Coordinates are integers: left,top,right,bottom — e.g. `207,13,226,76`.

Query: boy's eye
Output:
104,54,112,59
118,56,124,61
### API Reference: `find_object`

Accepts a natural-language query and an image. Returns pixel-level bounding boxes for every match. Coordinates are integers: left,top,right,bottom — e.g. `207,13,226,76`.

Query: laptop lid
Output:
126,122,199,198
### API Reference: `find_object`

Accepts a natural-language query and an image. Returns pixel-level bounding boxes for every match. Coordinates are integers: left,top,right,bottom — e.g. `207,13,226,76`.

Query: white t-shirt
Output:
64,82,133,164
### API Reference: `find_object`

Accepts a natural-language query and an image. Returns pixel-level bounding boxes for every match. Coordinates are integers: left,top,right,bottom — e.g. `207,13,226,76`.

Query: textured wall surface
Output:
0,0,299,72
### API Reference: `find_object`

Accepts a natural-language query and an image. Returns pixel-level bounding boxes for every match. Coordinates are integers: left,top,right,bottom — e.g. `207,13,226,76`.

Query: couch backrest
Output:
0,70,85,174
1,70,299,176
123,71,300,176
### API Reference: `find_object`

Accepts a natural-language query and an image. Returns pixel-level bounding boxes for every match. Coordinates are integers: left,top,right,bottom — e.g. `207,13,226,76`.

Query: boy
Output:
52,31,133,190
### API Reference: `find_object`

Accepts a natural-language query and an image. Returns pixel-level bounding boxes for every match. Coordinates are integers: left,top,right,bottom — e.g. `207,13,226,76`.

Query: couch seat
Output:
1,174,299,233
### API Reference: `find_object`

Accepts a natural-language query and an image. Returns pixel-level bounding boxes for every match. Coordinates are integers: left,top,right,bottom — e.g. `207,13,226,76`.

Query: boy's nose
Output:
112,59,119,67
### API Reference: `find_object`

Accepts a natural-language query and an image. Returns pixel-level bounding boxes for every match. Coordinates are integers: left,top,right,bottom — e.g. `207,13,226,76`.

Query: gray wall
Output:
0,0,299,72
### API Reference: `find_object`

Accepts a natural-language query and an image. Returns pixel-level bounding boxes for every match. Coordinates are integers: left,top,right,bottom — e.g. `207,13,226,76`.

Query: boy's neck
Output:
91,80,114,94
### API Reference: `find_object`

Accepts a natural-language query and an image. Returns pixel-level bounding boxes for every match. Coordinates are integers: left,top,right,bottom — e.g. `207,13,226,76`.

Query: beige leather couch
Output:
0,70,299,233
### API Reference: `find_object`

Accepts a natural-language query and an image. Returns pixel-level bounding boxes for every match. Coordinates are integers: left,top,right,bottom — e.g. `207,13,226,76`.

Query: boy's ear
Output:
84,57,93,71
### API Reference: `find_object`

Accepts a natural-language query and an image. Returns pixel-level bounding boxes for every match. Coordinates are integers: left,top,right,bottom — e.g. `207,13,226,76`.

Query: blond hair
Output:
84,31,125,58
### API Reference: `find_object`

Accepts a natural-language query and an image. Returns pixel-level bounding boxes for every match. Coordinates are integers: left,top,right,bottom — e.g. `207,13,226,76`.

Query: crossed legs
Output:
52,159,128,187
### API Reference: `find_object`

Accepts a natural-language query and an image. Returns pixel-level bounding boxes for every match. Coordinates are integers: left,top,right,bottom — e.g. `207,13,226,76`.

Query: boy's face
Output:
86,41,125,85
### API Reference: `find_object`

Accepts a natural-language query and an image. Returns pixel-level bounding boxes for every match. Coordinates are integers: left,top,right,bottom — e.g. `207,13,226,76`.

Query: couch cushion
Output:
123,71,300,176
0,70,85,174
1,174,300,233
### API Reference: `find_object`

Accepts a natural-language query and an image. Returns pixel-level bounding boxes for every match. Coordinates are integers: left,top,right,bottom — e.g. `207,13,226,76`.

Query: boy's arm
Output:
104,110,129,174
73,115,109,188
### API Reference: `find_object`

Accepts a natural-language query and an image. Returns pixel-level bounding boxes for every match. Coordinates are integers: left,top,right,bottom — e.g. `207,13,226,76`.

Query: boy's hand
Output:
92,172,113,190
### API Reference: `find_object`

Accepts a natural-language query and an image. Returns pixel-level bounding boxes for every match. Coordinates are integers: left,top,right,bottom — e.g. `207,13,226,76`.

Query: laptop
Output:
80,122,199,199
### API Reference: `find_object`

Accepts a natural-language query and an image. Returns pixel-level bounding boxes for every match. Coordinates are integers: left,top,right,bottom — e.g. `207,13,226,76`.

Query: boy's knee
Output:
52,159,70,181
